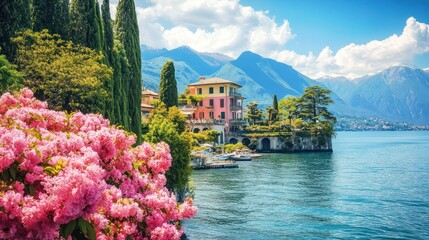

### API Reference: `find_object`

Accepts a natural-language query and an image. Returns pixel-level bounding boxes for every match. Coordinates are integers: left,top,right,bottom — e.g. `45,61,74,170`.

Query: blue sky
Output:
241,0,429,68
111,0,429,78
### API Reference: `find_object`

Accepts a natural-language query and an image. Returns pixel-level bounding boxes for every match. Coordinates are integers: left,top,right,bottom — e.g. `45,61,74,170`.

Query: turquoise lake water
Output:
184,131,429,239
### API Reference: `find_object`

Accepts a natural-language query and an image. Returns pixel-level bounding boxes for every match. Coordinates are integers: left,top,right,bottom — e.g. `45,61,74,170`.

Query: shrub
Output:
0,89,196,240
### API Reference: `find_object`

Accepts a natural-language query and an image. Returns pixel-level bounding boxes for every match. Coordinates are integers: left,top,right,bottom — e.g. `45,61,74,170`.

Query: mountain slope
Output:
141,45,232,75
142,57,200,94
320,66,429,124
212,51,349,113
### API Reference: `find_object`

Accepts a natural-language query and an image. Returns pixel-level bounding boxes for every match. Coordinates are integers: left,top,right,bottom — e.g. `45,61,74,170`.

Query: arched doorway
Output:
261,138,270,151
229,138,238,144
203,127,209,131
242,138,250,146
193,128,200,133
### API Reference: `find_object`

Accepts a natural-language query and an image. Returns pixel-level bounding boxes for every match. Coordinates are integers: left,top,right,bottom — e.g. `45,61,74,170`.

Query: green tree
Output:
101,0,114,66
145,103,192,202
112,40,130,129
100,0,117,124
0,0,31,60
279,96,299,125
0,54,23,94
272,94,279,122
245,101,263,125
115,0,142,144
69,0,103,51
13,30,112,114
266,106,273,127
31,0,70,38
159,60,178,108
298,86,336,124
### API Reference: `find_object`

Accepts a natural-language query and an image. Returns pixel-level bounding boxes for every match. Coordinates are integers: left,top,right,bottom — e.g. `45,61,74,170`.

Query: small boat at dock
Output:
228,155,252,161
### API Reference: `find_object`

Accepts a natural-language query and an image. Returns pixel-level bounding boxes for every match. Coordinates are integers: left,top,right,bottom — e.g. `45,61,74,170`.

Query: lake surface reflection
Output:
184,131,429,239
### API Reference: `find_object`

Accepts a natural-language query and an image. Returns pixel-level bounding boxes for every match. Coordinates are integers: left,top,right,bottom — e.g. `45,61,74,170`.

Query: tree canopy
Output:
69,0,103,51
0,0,31,60
144,103,192,202
0,54,23,94
298,85,336,124
115,0,142,144
12,30,112,114
245,101,263,125
159,60,178,108
31,0,70,38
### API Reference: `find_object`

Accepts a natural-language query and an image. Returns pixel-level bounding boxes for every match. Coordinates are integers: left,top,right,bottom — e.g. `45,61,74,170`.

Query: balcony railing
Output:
229,104,242,111
229,92,242,98
187,119,226,125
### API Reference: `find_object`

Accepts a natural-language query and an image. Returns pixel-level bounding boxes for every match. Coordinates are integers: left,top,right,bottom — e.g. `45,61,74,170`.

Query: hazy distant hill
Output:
319,66,429,124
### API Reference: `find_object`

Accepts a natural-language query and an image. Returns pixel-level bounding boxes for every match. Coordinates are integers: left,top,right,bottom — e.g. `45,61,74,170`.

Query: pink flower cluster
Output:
0,89,197,240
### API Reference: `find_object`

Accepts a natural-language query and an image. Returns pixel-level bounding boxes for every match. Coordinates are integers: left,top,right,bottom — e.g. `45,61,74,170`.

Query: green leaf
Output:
28,184,35,196
43,166,56,176
10,164,17,180
126,235,132,240
86,224,96,240
77,217,87,234
77,217,96,240
62,219,77,238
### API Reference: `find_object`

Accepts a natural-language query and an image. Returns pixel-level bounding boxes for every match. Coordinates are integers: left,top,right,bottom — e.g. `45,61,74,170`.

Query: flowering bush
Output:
0,89,196,240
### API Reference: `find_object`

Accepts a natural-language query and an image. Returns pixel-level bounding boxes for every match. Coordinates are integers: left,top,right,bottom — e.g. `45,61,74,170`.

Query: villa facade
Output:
185,77,246,144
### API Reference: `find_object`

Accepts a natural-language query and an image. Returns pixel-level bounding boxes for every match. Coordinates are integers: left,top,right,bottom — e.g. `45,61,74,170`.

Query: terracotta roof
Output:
141,89,159,96
188,77,241,87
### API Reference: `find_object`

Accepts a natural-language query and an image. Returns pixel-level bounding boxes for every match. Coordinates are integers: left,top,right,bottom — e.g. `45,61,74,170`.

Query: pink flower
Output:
0,89,196,240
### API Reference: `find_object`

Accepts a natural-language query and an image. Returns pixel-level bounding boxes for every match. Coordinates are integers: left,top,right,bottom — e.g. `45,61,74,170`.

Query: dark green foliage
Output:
115,0,142,144
31,0,70,39
245,101,263,125
145,104,192,202
159,60,178,108
0,0,31,60
101,0,114,66
13,30,112,114
112,40,131,130
298,85,336,124
272,94,279,121
100,0,118,124
0,54,23,94
69,0,103,51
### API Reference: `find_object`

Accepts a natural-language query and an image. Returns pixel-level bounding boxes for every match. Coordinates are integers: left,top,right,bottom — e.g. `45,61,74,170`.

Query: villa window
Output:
209,112,214,119
197,88,202,94
209,99,214,107
220,112,225,119
220,99,224,108
209,87,214,94
199,112,205,118
199,101,203,107
220,86,224,93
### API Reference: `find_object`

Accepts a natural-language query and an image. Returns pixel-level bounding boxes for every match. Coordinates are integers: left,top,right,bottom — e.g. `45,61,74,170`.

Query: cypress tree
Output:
272,94,279,121
111,41,130,129
101,0,114,66
0,0,31,60
31,0,69,38
159,60,178,108
101,0,117,124
115,0,142,144
69,0,102,51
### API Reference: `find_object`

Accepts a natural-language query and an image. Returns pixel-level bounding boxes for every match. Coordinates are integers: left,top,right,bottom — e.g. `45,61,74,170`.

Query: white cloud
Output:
274,17,429,79
110,1,429,79
111,0,293,57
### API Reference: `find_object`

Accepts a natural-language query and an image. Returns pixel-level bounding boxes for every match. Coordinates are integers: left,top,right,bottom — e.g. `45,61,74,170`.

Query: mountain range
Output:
141,45,429,125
